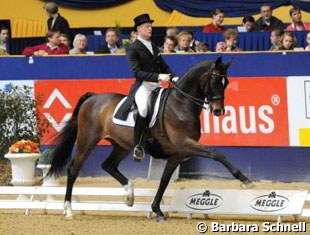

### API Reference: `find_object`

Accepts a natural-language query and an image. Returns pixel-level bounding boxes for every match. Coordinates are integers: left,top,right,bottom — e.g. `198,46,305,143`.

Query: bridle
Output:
169,71,228,110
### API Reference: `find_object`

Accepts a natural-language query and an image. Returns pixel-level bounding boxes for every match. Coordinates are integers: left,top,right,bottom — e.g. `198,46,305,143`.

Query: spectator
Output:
242,16,255,32
166,27,180,38
278,32,296,50
96,28,120,54
254,4,284,31
286,6,310,31
224,29,242,52
0,27,9,54
44,1,71,40
215,42,227,52
202,9,225,33
160,35,177,53
130,31,138,43
175,31,194,53
269,29,283,51
185,30,201,52
69,34,87,55
59,33,70,49
195,42,210,53
305,32,310,51
22,30,69,56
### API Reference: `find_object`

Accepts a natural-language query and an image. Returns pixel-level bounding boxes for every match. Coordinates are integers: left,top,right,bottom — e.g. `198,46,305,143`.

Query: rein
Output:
168,71,224,110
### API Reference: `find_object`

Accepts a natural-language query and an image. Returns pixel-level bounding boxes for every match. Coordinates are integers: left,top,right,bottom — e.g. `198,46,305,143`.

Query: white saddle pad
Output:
113,88,165,128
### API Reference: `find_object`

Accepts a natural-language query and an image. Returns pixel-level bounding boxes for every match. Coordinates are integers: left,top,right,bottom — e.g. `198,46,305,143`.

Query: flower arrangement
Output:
8,140,40,154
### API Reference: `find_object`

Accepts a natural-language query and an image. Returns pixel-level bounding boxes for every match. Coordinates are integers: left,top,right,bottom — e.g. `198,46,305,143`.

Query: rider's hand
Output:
158,74,170,82
172,77,179,82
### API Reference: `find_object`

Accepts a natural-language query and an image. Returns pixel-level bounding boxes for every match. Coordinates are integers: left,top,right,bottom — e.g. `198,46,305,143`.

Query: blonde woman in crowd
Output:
224,29,242,51
175,31,194,53
278,32,296,50
130,31,138,43
69,34,87,55
286,6,310,31
269,29,283,51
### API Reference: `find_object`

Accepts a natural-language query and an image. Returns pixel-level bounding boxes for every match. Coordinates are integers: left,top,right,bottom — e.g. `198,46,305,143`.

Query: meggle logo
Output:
185,190,223,210
251,192,289,212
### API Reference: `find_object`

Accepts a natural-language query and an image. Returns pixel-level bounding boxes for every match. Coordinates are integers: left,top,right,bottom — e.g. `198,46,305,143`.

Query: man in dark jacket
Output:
114,13,177,161
45,1,71,41
254,4,284,31
96,28,120,54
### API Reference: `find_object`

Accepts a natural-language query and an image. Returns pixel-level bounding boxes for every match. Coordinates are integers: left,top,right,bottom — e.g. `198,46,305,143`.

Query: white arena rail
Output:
0,186,174,217
0,186,309,221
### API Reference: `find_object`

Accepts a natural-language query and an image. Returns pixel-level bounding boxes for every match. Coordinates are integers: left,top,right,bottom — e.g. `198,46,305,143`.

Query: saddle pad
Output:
112,88,164,128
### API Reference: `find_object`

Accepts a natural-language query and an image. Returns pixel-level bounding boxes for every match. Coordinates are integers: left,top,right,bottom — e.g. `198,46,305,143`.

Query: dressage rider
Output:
114,13,177,161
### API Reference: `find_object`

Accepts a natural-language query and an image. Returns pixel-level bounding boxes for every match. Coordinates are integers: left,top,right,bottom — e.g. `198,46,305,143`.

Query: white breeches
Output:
135,81,159,117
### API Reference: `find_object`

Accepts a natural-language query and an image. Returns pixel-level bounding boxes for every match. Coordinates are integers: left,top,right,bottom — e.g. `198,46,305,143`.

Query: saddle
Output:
112,88,171,159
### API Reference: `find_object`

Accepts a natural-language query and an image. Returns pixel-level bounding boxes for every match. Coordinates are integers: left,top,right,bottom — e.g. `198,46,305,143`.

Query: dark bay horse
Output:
47,57,253,221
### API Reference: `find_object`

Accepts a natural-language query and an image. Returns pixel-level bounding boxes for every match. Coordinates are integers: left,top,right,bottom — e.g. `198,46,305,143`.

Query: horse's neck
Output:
177,72,205,101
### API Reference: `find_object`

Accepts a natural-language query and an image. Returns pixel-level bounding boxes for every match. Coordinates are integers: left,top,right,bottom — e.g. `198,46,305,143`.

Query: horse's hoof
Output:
124,181,134,207
156,216,166,222
241,180,255,189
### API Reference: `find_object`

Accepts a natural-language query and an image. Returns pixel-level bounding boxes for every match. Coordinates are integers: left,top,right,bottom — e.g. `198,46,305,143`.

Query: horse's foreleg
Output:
152,157,181,222
101,144,133,206
186,141,253,188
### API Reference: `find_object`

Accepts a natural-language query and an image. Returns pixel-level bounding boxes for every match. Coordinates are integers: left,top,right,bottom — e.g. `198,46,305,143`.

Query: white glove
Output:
172,77,179,82
158,74,170,82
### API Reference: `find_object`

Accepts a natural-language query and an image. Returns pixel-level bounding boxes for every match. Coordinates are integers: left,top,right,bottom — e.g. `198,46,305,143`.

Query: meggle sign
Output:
251,191,290,212
200,77,289,146
185,190,223,210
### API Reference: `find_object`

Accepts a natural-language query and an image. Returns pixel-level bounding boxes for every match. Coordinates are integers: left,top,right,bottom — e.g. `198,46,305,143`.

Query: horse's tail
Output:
47,92,95,177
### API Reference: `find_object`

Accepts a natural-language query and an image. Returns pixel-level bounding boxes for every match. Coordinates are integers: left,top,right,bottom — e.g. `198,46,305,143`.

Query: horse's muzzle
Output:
213,108,225,116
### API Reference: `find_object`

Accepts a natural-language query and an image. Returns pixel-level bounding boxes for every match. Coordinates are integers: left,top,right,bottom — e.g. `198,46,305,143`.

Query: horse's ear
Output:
215,56,222,68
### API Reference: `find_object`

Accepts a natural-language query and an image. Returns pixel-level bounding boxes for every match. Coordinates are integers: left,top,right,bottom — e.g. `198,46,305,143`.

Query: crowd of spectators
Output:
1,2,310,56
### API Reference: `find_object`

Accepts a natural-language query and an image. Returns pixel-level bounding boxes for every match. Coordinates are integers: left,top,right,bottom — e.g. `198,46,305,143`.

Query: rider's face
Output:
137,23,152,40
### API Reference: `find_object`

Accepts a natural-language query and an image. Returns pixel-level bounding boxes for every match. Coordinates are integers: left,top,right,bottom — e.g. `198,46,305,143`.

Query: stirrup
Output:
133,145,145,162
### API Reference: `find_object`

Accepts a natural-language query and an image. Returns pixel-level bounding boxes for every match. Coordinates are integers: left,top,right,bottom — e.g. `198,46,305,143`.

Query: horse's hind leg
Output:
186,141,254,188
64,133,100,219
101,144,133,206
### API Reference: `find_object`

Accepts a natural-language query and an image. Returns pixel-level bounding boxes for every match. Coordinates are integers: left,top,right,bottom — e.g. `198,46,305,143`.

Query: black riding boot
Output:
133,114,147,162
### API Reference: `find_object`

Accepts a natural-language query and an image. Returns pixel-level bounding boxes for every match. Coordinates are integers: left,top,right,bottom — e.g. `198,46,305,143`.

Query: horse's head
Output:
202,57,230,116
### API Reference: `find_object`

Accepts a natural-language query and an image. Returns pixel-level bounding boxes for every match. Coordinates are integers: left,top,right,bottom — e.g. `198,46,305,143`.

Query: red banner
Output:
35,77,289,146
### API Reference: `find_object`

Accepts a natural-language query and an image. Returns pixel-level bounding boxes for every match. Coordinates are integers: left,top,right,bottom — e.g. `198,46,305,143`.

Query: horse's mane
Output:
176,60,214,88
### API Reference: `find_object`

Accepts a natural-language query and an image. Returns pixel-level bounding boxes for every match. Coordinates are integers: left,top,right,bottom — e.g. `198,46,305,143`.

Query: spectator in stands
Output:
59,33,70,49
278,32,296,50
44,1,71,40
22,30,69,56
202,9,225,33
175,31,194,53
242,16,255,32
215,42,227,52
305,32,310,51
166,27,180,38
160,35,177,53
254,4,284,31
224,29,242,52
0,26,9,54
269,29,283,51
186,30,201,52
69,34,87,55
195,42,210,52
96,28,120,54
286,6,310,31
130,31,138,43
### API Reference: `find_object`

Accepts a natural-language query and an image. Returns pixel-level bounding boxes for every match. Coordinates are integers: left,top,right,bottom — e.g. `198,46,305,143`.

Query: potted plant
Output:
5,140,41,186
0,84,49,186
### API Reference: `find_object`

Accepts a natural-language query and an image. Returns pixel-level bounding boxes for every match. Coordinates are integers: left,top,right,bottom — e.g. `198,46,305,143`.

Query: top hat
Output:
133,14,154,31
